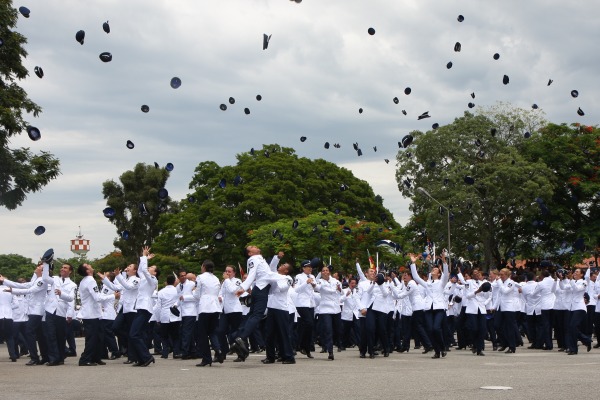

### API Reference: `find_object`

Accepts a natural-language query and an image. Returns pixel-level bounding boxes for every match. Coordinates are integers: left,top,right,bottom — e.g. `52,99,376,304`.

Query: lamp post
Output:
416,187,451,268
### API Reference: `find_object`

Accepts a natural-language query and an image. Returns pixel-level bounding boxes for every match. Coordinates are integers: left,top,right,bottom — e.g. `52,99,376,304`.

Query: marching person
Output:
559,268,592,355
231,247,280,361
1,263,48,365
216,265,243,359
76,263,105,366
96,271,121,359
41,261,77,365
194,260,223,367
410,252,449,358
316,264,343,360
293,259,318,359
109,263,140,363
154,274,181,359
458,268,489,356
262,262,296,364
176,269,197,360
0,279,18,361
497,268,522,353
128,246,158,367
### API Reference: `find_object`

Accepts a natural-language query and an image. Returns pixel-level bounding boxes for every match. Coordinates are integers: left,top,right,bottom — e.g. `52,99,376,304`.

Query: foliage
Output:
102,163,171,262
0,253,35,281
154,144,398,267
0,1,60,209
396,106,554,268
248,211,408,276
520,123,600,264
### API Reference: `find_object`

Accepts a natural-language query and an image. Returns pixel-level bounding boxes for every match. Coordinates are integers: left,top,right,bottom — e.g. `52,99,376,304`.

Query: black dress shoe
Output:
477,351,485,356
123,360,135,364
173,354,182,359
109,353,121,360
505,349,515,354
320,349,327,353
196,361,212,367
442,351,447,358
328,353,334,360
383,352,389,358
282,359,296,364
497,347,506,352
567,351,577,355
214,351,225,364
431,353,441,359
305,352,313,359
96,360,106,365
10,358,17,362
181,355,191,360
79,362,97,366
234,337,249,358
261,358,276,364
369,354,375,359
360,353,366,358
26,359,41,366
161,355,168,359
46,361,61,366
227,350,235,355
233,356,245,362
140,356,155,367
422,347,432,354
587,342,592,352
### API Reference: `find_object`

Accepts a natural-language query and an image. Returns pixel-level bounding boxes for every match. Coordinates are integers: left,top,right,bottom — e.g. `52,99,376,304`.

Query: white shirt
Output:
77,275,102,319
5,276,46,316
241,254,277,291
194,272,221,313
41,263,76,318
316,277,342,314
177,279,198,317
267,274,293,311
220,278,243,314
111,273,139,313
154,285,180,323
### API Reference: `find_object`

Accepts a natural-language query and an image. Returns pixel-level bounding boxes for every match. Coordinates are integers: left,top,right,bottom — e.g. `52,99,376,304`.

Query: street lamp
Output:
416,187,452,268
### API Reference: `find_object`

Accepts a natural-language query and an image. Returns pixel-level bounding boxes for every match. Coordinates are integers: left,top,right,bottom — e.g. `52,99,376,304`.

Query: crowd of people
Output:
0,245,598,367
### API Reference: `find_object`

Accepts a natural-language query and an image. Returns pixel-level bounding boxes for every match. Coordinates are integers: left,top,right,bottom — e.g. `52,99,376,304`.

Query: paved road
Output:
1,340,598,400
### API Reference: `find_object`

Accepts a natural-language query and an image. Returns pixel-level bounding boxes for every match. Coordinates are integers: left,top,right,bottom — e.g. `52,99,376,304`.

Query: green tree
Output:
154,144,398,267
248,211,408,276
396,107,554,268
102,163,171,262
520,123,600,264
0,1,60,209
0,253,35,280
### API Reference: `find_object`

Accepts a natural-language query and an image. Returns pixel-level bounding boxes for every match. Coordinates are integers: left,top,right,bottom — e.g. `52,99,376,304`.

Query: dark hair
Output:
177,268,187,276
166,275,176,285
202,260,215,273
65,263,74,272
541,270,550,278
77,264,87,277
526,272,535,281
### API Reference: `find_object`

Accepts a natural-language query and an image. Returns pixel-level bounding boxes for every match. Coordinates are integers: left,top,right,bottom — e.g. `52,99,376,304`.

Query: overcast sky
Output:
2,0,598,262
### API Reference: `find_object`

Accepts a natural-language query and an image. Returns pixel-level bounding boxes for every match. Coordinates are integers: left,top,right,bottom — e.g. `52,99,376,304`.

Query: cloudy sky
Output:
2,0,598,262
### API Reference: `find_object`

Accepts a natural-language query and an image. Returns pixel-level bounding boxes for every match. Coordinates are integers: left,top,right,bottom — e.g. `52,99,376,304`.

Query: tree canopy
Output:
0,1,60,210
102,162,171,262
396,105,556,267
154,144,400,267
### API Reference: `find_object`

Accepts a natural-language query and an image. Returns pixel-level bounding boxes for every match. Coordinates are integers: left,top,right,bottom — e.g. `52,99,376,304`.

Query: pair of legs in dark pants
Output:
295,306,315,353
44,311,66,363
359,307,378,356
429,309,446,354
197,312,221,363
0,318,17,359
79,318,104,364
565,310,591,353
265,308,295,362
128,309,153,364
466,311,486,353
537,309,553,349
216,312,242,354
159,321,181,358
400,315,412,351
179,316,197,357
552,309,567,349
101,319,120,357
25,315,47,363
411,310,432,350
500,311,518,351
238,285,270,341
113,311,136,360
319,313,343,353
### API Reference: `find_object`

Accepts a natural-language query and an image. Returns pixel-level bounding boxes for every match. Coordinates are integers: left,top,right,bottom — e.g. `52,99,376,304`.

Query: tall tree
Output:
154,144,398,267
102,163,171,262
0,1,60,209
396,106,554,268
520,123,600,264
0,253,35,280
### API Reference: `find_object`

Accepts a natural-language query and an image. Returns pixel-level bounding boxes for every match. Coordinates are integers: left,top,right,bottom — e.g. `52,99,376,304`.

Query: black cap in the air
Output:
75,30,85,45
126,140,134,149
27,126,41,141
170,77,181,89
34,226,46,236
368,27,375,35
103,21,110,34
99,52,112,62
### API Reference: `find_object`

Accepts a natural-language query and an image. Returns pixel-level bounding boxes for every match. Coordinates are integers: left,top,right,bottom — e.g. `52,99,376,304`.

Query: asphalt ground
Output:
1,339,598,400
